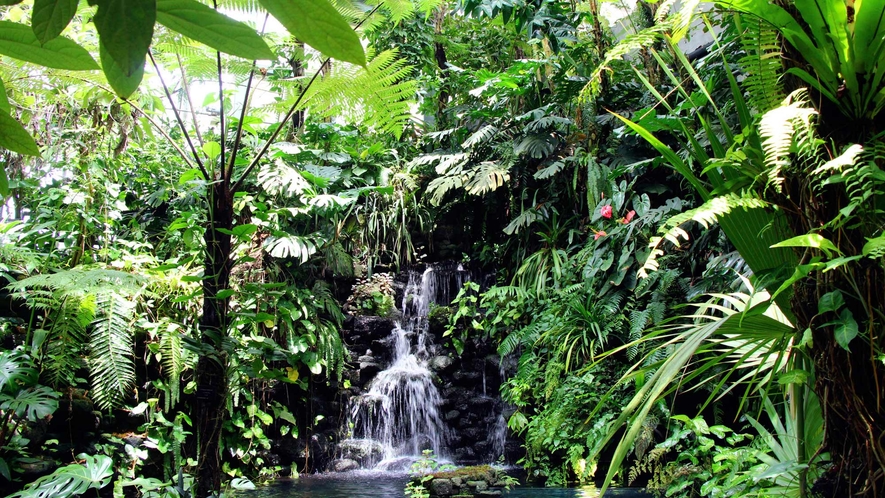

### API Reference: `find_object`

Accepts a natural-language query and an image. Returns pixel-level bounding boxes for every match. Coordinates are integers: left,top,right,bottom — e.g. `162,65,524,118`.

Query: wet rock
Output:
429,355,455,373
467,480,489,492
445,410,460,421
452,371,480,384
17,458,55,476
331,458,360,472
349,316,396,340
430,478,454,496
338,438,384,461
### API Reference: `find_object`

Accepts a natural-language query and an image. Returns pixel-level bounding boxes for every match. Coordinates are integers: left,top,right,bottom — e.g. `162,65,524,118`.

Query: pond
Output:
236,472,653,498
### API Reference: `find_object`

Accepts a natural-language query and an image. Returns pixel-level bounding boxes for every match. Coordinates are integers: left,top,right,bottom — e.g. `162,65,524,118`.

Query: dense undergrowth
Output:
0,1,883,498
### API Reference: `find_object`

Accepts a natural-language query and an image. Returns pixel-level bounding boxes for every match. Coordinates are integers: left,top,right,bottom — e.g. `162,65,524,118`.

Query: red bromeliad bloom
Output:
600,205,613,219
594,230,607,240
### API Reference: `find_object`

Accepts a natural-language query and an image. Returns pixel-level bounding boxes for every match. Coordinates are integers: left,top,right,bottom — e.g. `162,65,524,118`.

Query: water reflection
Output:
235,474,650,498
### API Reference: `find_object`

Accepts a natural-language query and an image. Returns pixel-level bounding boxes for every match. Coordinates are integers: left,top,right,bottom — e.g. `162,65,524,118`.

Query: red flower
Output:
600,205,613,219
594,230,607,240
620,210,636,224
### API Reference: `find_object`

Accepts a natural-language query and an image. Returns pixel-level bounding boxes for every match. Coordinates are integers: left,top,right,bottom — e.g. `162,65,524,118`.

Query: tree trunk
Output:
191,180,233,498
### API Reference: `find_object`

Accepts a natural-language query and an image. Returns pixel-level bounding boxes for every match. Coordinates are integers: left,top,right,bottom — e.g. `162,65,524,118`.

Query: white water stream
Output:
347,267,468,470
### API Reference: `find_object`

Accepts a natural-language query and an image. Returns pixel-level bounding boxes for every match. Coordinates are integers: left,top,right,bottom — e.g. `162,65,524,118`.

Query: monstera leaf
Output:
0,350,38,393
8,455,113,498
0,385,58,421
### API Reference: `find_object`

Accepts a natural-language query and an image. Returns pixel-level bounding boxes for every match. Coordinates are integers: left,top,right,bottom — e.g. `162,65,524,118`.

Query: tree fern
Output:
89,293,137,410
276,49,417,139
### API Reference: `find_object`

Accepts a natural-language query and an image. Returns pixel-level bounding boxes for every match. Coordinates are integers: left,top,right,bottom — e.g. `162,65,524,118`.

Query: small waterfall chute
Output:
346,267,456,470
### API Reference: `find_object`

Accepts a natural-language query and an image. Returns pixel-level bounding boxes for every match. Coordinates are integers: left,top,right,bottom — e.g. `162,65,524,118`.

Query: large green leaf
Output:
0,110,40,156
259,0,365,67
0,76,9,113
0,385,58,421
99,42,143,98
92,0,155,77
0,351,38,394
156,0,274,60
0,21,98,70
31,0,79,44
8,455,112,498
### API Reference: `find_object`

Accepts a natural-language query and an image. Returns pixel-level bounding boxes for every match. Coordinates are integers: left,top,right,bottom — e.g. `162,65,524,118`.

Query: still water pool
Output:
236,472,652,498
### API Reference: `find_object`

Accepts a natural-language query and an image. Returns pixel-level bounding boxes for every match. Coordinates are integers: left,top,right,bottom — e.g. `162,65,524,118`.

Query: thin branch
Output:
212,0,226,185
215,50,225,184
231,3,383,194
176,53,205,148
66,75,198,172
230,60,326,194
148,50,210,181
226,14,270,184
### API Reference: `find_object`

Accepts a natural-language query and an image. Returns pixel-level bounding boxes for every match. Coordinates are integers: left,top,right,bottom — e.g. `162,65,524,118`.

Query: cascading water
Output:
345,267,465,470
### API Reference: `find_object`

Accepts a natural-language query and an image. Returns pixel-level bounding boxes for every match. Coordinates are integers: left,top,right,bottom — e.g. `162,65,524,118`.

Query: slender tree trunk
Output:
191,180,234,498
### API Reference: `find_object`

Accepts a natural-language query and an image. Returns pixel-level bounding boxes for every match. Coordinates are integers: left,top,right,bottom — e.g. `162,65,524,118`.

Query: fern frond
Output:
8,268,147,297
499,323,540,357
759,90,818,191
89,293,137,410
290,49,417,139
159,324,185,410
639,193,769,278
738,15,783,113
581,22,674,101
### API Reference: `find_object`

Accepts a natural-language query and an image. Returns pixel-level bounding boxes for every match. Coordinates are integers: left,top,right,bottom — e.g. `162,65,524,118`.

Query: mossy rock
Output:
430,464,495,481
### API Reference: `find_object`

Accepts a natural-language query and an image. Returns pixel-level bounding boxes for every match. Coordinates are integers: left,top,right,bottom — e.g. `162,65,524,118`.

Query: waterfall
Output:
346,267,453,470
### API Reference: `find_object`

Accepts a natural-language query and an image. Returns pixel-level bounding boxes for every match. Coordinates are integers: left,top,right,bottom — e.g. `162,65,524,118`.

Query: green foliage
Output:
344,273,395,317
719,0,885,120
7,454,113,498
9,268,146,409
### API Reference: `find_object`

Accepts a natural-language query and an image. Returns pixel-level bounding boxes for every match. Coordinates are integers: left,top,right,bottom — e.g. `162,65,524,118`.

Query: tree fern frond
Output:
89,293,137,410
289,49,417,139
8,268,148,297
